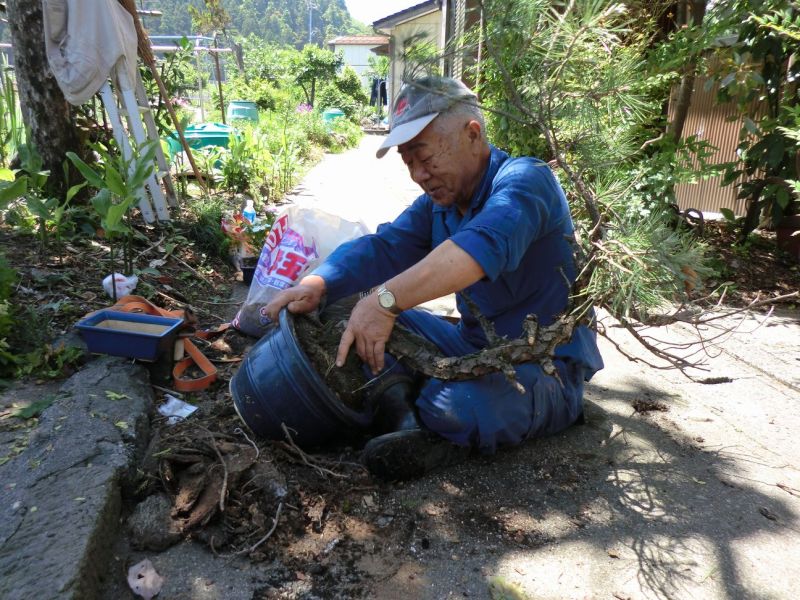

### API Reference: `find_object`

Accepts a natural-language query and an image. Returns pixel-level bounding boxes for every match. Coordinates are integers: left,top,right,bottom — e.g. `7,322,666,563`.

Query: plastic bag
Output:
232,206,368,337
102,273,138,298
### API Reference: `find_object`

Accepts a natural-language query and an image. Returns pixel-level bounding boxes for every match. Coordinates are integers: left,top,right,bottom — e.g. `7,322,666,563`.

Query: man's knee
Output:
415,376,532,450
415,380,479,447
414,364,585,451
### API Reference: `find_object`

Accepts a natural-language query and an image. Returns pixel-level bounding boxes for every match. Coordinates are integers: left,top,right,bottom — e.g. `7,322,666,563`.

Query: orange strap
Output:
108,295,227,392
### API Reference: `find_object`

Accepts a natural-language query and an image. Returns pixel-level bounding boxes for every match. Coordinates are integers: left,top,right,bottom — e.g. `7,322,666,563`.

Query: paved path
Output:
286,133,420,232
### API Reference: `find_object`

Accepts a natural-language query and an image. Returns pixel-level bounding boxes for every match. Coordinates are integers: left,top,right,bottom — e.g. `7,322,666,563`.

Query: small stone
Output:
128,494,182,551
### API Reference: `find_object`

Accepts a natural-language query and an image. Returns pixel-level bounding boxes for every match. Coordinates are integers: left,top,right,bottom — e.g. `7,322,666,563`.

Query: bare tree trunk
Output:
666,1,707,143
6,0,85,197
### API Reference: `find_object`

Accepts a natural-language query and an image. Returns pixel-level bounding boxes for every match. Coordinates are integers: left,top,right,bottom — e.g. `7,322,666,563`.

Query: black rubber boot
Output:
367,374,420,434
361,429,471,481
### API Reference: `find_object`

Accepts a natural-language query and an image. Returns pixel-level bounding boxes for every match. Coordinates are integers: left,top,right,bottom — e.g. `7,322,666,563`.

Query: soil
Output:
0,220,238,363
293,303,369,411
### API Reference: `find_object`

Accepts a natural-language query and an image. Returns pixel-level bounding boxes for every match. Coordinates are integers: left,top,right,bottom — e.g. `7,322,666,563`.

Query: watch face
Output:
379,290,395,309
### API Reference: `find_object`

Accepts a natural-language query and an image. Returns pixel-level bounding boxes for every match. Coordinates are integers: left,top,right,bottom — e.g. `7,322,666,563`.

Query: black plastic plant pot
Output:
241,265,256,286
230,308,373,447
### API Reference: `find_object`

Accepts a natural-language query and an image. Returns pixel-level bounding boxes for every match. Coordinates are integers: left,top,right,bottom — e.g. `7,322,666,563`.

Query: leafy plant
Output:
194,145,225,190
16,143,49,194
706,0,800,237
184,193,231,259
0,169,27,210
15,344,84,380
67,141,158,299
24,181,86,256
316,66,369,119
220,131,255,193
10,395,55,419
326,117,364,154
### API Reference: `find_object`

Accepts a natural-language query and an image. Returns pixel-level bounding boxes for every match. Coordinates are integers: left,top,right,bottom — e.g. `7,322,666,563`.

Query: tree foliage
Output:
473,0,719,371
292,45,343,107
704,0,800,235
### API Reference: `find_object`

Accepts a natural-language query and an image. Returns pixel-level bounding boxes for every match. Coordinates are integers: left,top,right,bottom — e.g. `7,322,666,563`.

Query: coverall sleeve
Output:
312,195,433,303
449,159,568,281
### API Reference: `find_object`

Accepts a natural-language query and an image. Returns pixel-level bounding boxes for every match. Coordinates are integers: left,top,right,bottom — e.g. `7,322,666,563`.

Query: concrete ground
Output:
2,134,798,600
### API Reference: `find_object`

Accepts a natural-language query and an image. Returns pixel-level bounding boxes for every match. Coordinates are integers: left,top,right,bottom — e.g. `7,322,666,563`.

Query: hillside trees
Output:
144,0,365,46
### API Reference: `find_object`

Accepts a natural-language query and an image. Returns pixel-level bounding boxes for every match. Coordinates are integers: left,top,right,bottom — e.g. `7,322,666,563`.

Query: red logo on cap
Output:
394,97,409,117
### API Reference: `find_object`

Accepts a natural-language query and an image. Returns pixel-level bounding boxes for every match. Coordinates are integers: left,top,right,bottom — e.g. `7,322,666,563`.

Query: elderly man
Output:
266,76,603,480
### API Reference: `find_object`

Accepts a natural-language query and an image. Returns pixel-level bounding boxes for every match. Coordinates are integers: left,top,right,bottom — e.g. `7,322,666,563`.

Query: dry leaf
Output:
127,558,164,600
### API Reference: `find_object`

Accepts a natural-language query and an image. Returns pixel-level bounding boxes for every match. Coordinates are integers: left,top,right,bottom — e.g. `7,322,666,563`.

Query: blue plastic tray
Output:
76,310,184,361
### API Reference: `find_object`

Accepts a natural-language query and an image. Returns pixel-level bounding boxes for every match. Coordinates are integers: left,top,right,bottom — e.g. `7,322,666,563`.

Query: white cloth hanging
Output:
42,0,139,105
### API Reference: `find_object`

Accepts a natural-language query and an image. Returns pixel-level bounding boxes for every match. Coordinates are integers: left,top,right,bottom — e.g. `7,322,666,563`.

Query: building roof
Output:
373,0,442,29
327,35,390,46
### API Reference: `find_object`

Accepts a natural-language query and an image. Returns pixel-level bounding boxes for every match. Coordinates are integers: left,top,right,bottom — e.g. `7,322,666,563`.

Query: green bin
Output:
166,122,236,160
322,108,345,124
226,100,259,123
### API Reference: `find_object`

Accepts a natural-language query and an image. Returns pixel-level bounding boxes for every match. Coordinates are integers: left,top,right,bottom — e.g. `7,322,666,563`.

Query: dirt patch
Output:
631,397,669,413
0,223,237,365
134,393,376,564
293,303,368,411
699,221,799,308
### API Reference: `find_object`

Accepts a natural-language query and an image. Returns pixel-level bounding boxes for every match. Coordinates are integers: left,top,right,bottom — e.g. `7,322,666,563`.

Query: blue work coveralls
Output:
313,145,604,452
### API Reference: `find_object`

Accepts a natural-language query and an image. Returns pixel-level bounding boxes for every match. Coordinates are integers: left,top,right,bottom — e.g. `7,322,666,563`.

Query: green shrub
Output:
297,111,331,150
220,133,254,193
316,66,369,120
327,117,363,153
184,195,231,259
222,75,296,113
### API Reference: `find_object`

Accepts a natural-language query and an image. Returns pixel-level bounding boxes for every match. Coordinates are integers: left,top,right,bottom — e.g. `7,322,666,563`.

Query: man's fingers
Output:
266,287,320,319
336,329,355,367
355,335,367,366
263,296,286,321
372,340,386,374
286,297,309,314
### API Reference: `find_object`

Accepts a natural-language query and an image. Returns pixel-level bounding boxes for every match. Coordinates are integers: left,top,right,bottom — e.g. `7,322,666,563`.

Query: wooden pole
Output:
117,0,206,190
213,35,226,124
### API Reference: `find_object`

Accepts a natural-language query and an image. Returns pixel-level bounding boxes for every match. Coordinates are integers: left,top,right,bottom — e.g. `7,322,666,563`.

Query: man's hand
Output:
336,294,397,375
264,275,326,321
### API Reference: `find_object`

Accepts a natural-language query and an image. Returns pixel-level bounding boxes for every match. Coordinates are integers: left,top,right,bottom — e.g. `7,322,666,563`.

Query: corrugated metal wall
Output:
669,78,763,216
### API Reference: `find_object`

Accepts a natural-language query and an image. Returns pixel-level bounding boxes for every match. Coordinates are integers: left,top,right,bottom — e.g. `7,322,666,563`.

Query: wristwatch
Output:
375,284,403,315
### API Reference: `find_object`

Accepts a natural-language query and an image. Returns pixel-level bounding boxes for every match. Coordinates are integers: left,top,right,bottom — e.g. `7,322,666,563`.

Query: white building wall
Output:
387,12,443,116
332,44,382,90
